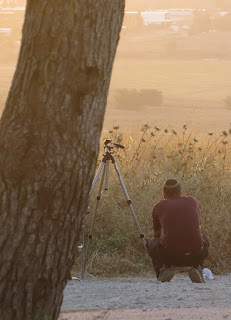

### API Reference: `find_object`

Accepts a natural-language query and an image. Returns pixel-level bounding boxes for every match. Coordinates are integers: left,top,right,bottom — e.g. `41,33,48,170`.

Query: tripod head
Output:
104,139,124,153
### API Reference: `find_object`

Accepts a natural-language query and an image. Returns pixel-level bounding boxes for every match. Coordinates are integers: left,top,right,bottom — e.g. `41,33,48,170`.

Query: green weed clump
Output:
73,124,231,277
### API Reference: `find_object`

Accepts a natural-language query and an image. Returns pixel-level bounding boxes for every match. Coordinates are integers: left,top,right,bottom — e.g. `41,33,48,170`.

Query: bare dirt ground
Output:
59,273,231,320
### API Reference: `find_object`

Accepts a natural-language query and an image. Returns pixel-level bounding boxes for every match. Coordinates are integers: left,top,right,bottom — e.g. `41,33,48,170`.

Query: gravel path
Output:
59,273,231,319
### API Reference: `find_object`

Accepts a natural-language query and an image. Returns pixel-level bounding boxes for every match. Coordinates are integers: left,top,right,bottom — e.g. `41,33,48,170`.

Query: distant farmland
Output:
1,59,231,132
109,59,231,106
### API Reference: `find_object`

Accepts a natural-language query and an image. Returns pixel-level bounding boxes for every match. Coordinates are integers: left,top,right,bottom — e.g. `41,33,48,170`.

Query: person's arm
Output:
154,229,161,238
152,204,162,238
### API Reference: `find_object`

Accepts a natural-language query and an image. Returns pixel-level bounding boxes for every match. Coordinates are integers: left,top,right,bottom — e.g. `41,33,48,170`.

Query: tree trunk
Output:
0,1,125,319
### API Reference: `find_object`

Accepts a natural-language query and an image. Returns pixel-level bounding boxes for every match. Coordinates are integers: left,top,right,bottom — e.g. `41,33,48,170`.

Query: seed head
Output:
208,132,213,136
164,129,168,133
222,130,228,137
155,126,160,131
141,123,150,131
172,130,177,135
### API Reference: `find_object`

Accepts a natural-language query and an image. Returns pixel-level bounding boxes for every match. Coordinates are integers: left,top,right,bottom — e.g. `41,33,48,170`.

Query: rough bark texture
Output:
0,1,125,319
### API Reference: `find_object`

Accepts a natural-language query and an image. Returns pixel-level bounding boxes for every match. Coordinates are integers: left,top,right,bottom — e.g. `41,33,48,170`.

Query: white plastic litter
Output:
203,268,214,280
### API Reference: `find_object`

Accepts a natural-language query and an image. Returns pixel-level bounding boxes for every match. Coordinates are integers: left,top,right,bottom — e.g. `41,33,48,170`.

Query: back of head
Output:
163,179,181,198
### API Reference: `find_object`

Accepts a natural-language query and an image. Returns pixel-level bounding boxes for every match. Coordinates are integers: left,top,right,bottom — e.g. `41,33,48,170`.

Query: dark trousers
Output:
146,235,209,278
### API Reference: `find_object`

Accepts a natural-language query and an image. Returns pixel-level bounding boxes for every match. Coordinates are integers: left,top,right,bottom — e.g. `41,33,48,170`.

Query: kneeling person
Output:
146,179,209,283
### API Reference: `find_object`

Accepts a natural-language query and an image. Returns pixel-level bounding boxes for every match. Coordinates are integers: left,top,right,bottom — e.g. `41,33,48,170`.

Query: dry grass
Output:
73,124,231,277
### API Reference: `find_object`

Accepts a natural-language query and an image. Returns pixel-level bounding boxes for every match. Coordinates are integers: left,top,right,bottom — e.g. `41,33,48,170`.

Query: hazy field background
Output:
1,59,231,133
104,58,231,132
1,5,231,133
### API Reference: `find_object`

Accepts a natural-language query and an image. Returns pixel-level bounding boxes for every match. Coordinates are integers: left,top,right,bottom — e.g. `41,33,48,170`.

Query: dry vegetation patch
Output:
73,124,231,277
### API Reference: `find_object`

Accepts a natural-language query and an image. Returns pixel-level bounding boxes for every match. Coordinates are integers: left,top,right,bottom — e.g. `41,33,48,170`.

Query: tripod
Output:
80,139,146,280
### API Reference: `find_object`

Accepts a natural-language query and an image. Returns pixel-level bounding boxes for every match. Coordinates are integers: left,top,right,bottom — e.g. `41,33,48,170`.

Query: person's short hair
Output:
163,179,181,198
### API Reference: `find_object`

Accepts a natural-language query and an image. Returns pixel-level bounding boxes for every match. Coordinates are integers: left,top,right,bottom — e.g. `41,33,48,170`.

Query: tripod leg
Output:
90,161,105,196
105,160,110,190
84,163,106,260
81,226,85,281
112,161,146,249
82,161,106,281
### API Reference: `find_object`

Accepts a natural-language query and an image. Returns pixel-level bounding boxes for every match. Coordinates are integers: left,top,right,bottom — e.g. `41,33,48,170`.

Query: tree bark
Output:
0,1,125,319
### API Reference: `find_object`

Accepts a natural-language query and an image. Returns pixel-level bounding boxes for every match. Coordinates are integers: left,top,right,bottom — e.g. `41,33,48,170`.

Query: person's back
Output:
146,179,209,283
153,195,204,255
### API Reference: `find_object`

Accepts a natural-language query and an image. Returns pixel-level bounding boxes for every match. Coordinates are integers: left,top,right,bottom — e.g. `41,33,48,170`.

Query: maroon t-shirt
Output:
152,195,204,255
